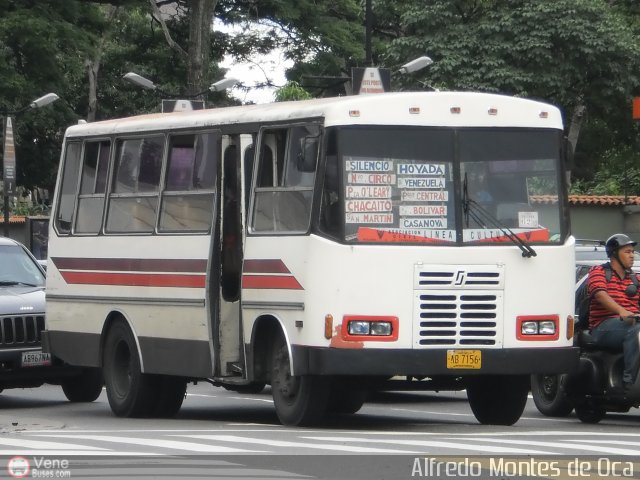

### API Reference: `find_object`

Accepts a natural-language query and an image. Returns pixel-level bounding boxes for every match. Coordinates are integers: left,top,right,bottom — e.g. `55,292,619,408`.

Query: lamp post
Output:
2,93,59,238
123,72,239,111
398,56,433,74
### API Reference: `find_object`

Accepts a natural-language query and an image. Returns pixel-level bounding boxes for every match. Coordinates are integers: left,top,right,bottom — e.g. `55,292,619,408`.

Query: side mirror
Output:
297,135,319,173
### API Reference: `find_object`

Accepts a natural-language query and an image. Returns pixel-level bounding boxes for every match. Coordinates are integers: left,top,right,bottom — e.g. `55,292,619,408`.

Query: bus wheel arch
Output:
101,317,157,417
249,315,284,384
99,311,143,369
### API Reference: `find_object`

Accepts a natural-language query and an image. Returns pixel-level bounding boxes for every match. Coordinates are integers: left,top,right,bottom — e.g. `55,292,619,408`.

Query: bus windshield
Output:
321,126,565,245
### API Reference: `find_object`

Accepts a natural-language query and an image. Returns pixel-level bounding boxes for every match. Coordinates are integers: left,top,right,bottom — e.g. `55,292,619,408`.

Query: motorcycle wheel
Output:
530,374,573,417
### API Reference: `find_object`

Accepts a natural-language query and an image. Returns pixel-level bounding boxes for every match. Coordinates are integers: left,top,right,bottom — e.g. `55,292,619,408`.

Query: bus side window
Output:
159,132,219,233
106,135,164,233
55,142,82,235
75,140,110,234
251,125,319,233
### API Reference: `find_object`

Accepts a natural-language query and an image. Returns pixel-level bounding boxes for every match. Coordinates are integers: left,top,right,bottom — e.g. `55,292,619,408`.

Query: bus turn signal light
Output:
341,315,399,342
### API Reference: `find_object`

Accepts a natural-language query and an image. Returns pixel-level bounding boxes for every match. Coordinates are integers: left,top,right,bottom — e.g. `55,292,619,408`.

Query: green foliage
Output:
570,145,640,196
274,81,312,102
373,0,640,195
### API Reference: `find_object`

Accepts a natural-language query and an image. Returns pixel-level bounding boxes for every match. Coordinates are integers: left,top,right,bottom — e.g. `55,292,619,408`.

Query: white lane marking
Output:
29,434,263,453
0,450,157,456
0,437,104,450
177,434,422,454
300,436,552,455
446,437,640,455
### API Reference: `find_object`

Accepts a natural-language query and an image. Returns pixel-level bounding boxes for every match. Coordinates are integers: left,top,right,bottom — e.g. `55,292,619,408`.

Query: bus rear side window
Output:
106,136,164,233
76,140,110,234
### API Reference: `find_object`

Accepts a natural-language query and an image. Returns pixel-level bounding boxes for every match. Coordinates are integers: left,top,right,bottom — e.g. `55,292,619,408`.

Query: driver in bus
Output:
587,233,640,393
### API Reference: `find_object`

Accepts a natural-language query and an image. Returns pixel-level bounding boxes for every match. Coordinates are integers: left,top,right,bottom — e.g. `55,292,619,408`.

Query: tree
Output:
0,0,106,193
373,0,640,191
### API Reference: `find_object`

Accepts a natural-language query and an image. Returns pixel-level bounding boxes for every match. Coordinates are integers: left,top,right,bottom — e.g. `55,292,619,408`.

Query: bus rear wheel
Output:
270,334,329,426
152,376,187,418
103,320,157,417
466,375,529,426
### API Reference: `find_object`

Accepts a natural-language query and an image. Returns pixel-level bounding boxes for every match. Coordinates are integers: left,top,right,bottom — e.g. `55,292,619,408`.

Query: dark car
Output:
0,237,102,400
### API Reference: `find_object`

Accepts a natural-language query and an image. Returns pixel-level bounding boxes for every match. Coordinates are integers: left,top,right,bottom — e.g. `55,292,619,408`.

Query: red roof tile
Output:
0,215,27,224
531,195,640,206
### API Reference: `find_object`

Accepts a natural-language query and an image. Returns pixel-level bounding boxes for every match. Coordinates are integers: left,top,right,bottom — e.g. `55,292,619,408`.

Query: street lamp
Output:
398,56,433,74
123,72,239,107
2,93,59,237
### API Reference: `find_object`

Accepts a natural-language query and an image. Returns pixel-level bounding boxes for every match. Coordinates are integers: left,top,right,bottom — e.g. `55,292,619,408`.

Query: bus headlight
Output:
348,321,371,336
516,315,559,341
341,315,399,342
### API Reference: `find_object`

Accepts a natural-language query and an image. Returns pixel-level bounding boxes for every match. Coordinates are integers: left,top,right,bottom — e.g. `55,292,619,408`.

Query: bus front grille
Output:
0,315,45,346
415,293,500,346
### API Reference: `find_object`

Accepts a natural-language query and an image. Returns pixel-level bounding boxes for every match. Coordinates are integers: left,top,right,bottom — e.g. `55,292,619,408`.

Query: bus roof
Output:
64,91,563,138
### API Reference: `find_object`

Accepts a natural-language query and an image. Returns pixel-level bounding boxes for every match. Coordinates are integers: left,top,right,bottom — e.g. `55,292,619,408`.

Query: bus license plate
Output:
446,350,481,369
21,351,52,368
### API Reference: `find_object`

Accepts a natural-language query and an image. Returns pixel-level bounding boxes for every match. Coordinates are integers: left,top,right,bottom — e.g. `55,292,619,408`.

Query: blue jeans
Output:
591,317,640,385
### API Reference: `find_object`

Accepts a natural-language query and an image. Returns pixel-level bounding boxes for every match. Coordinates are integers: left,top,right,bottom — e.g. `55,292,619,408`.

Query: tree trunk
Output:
565,103,586,184
86,6,119,122
187,0,217,98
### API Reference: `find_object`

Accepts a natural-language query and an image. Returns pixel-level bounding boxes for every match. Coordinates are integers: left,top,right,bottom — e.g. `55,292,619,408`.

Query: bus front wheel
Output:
466,375,529,426
103,320,157,417
270,334,330,426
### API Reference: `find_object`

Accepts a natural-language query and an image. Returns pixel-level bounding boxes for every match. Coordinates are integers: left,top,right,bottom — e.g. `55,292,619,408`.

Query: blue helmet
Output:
605,233,637,258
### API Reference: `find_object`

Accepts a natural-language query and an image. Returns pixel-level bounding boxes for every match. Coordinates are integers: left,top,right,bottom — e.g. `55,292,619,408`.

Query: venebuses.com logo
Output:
7,456,30,478
6,456,71,478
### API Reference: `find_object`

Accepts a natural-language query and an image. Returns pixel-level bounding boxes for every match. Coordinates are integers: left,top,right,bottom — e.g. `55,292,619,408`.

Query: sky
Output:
216,20,292,105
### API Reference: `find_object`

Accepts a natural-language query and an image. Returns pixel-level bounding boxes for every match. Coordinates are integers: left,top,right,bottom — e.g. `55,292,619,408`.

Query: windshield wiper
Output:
462,173,537,258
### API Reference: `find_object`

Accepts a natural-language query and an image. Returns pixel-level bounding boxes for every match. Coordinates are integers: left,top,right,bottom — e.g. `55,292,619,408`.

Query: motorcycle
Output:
531,315,640,424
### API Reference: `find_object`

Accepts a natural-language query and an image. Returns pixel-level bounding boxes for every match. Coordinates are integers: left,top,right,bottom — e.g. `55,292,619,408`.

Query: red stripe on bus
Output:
60,271,206,288
242,259,291,274
51,257,207,273
242,275,303,290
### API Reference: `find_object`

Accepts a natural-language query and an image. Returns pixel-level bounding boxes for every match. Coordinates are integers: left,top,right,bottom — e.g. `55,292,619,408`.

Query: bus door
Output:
210,134,246,378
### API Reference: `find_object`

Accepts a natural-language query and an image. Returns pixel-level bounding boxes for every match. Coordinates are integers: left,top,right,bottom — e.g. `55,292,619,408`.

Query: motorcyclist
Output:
587,233,640,392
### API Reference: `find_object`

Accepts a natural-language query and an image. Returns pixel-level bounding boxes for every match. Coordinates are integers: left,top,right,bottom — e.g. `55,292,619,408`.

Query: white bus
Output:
44,92,579,426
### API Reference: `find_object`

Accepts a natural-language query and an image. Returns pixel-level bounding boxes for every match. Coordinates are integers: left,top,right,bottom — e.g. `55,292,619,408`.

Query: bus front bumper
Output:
291,345,580,376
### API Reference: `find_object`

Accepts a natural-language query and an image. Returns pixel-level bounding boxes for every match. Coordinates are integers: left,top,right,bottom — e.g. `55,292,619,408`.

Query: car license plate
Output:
446,349,481,369
21,351,52,368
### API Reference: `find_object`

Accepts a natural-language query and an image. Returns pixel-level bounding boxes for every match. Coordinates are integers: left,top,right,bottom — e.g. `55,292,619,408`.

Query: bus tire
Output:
328,379,368,414
61,367,103,402
466,375,528,426
270,334,330,426
575,405,606,424
530,373,573,417
152,376,187,418
103,320,157,417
